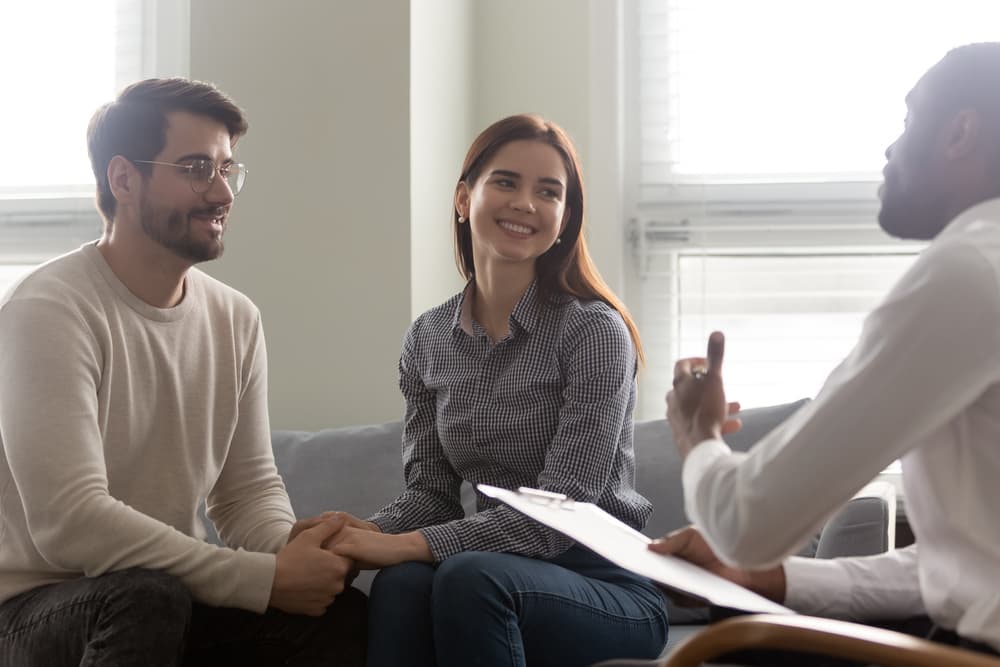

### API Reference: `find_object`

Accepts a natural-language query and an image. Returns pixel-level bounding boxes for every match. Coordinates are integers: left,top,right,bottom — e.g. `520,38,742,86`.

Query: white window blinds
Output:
636,0,1000,197
625,0,996,418
633,242,920,420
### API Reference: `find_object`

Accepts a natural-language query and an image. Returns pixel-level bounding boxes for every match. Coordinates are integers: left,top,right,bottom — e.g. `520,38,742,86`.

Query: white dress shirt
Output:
683,199,1000,650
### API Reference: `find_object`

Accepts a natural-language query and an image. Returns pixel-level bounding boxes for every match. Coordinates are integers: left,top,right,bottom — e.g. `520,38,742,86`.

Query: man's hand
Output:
325,528,431,569
649,526,786,603
270,516,354,616
288,511,381,544
333,512,382,533
666,331,741,458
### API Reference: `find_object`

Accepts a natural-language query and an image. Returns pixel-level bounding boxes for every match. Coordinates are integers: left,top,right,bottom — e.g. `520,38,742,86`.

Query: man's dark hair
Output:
86,78,248,227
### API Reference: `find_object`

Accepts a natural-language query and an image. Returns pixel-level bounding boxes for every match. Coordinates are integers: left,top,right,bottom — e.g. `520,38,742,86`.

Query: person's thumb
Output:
301,516,345,544
648,531,685,555
649,525,701,555
706,331,725,376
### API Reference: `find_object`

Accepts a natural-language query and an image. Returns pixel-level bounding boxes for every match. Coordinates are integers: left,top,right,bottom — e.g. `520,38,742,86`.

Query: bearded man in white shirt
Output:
658,42,1000,663
0,78,365,665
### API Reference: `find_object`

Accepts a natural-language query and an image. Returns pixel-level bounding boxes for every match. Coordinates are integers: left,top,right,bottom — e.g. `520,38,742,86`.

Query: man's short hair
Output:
86,78,248,227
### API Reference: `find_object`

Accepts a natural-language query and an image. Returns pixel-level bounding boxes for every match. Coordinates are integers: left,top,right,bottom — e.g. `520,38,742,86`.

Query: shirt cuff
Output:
782,555,853,617
681,438,732,523
367,514,400,535
228,550,279,613
418,523,463,562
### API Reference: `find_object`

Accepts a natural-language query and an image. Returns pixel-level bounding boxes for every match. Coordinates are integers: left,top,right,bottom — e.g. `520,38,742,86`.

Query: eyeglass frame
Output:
132,158,248,196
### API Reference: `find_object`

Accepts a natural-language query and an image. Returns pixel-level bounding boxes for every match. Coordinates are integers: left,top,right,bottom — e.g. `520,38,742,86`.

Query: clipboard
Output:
478,484,794,615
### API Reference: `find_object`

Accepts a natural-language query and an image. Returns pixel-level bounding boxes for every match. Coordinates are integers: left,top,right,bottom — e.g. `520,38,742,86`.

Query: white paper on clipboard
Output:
478,484,793,615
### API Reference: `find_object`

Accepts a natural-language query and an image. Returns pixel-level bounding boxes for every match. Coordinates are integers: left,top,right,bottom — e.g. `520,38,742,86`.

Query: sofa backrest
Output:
270,421,407,521
259,398,810,540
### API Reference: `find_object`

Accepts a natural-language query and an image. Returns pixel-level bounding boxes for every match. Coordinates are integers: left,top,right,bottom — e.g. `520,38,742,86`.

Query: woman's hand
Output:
331,511,383,533
324,527,432,569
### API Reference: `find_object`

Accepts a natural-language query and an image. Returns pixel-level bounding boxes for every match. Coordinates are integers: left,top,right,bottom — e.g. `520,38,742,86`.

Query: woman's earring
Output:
458,214,466,223
555,237,562,245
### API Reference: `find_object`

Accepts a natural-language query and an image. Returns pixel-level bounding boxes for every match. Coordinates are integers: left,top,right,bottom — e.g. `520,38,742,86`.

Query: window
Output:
634,0,1000,194
626,0,995,419
631,230,921,419
0,0,189,296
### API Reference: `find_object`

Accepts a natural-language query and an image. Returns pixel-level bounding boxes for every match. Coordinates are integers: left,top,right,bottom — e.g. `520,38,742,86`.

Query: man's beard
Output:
140,197,225,263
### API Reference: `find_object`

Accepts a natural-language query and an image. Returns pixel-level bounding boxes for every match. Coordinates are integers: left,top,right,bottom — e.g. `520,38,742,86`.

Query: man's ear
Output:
107,155,140,207
454,181,471,219
945,109,981,161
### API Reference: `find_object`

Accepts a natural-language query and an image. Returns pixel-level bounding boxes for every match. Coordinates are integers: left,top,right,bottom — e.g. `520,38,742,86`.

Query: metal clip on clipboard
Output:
517,487,576,509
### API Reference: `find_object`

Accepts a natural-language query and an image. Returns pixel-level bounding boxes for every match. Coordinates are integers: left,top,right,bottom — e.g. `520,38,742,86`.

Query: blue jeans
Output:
0,568,367,666
367,547,668,667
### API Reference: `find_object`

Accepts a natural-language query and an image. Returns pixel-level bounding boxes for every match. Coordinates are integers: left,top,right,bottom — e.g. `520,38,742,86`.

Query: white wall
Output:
186,0,624,430
473,0,625,296
410,0,474,318
190,1,412,430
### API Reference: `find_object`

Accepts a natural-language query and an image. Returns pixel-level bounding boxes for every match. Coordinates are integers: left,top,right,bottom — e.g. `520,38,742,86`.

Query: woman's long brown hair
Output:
453,114,643,363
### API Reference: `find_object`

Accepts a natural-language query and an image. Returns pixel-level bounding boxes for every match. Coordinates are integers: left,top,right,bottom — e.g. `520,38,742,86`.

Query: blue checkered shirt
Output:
369,281,652,561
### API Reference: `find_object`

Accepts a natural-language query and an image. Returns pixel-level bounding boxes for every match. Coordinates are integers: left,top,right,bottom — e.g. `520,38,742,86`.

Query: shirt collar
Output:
453,278,544,337
508,279,543,335
455,281,474,335
938,197,1000,240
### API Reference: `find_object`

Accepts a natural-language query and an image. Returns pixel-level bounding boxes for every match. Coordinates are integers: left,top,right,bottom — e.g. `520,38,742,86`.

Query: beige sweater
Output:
0,243,295,612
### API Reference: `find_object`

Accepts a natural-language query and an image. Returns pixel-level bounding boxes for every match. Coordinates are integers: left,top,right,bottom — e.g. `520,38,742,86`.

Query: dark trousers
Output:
0,568,367,666
368,547,669,667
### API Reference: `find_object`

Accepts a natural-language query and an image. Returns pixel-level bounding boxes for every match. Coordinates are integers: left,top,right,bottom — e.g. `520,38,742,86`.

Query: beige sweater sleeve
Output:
0,295,281,612
207,319,296,555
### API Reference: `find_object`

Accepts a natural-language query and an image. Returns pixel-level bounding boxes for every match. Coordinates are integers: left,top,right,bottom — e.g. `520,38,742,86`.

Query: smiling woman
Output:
324,114,669,667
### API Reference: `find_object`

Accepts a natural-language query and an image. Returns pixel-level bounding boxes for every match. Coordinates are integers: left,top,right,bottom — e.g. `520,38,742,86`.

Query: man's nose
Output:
205,171,235,206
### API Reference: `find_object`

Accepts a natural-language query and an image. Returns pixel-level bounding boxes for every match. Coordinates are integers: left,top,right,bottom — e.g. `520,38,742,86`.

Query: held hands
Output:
288,511,381,542
666,331,742,458
270,515,354,616
649,526,786,604
324,525,433,569
293,510,432,570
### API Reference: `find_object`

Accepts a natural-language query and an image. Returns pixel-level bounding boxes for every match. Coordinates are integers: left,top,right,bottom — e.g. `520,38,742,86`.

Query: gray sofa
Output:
211,398,895,660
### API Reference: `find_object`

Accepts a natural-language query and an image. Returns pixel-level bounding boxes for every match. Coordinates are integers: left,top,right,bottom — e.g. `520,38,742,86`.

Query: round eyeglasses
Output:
133,159,248,196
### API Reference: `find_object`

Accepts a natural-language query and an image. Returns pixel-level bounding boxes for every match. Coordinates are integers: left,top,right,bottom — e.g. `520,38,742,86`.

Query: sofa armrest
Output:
815,480,896,559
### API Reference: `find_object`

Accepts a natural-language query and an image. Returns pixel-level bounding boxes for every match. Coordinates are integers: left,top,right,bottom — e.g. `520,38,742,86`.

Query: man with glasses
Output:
0,78,365,665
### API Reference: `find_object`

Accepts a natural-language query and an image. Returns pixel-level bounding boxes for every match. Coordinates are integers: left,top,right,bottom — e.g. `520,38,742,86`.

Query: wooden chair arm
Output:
663,614,1000,667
